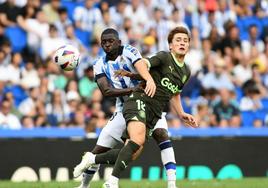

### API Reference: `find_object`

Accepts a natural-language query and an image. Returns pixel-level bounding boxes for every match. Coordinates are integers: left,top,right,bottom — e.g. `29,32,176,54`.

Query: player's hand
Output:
114,69,133,78
179,112,198,128
145,78,156,98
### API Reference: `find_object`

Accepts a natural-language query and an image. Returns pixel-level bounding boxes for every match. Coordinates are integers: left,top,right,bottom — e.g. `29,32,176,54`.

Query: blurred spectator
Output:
3,91,21,118
78,65,97,99
211,88,241,127
240,86,263,111
194,102,211,128
21,115,34,128
232,53,252,86
202,57,235,90
109,0,127,28
77,39,101,78
85,115,98,138
0,0,22,26
42,0,61,24
54,7,71,38
18,87,39,117
46,89,70,126
65,24,86,52
5,52,23,84
19,9,49,54
41,24,65,60
220,23,241,56
74,0,102,32
92,10,117,41
0,100,21,129
166,113,181,128
242,24,265,56
21,61,40,88
18,0,40,20
124,0,149,37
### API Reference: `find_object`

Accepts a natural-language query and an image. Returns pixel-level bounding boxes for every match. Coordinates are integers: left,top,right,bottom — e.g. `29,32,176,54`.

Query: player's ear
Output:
118,40,122,45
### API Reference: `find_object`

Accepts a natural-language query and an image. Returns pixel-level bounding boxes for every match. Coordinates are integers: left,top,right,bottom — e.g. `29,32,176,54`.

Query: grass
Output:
0,178,268,188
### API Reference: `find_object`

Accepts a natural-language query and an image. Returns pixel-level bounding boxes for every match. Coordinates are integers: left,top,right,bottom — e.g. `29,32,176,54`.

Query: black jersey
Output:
123,51,191,129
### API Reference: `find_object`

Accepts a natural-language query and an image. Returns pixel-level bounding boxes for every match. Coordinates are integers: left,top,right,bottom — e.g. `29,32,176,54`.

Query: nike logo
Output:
121,161,127,168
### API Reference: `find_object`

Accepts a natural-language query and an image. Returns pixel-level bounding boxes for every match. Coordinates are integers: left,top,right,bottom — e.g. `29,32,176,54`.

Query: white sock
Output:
158,140,177,181
80,164,100,187
108,175,119,184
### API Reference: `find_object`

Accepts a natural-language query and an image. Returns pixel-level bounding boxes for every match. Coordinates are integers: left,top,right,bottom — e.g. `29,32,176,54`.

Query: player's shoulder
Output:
155,51,170,59
123,44,139,56
93,56,105,67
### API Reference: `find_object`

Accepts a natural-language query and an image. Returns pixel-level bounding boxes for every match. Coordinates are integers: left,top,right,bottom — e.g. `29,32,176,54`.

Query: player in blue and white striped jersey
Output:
73,28,178,188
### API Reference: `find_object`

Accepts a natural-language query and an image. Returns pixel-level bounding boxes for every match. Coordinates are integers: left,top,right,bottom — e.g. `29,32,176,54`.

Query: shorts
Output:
96,111,168,148
123,92,162,129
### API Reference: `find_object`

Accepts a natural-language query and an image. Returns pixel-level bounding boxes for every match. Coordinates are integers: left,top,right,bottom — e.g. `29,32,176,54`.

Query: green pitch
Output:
0,178,268,188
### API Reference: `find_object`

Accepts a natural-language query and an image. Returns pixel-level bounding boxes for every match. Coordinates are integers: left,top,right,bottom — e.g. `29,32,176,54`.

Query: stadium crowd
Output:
0,0,268,134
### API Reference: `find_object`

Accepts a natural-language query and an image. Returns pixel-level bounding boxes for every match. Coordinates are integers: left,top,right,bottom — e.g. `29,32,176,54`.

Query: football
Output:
53,44,80,71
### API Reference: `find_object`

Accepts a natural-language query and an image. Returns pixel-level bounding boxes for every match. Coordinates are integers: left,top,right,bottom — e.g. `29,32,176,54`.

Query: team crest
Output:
182,75,187,83
138,110,146,119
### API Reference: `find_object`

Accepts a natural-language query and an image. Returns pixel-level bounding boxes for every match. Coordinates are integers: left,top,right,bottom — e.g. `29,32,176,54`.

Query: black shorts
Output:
122,92,161,129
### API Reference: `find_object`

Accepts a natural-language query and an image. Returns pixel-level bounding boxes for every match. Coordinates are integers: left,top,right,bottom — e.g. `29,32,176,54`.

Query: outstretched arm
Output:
170,94,198,128
134,58,156,97
96,76,134,97
114,69,143,80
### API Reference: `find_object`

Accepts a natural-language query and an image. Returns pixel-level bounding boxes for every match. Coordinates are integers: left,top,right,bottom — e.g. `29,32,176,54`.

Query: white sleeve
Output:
93,59,105,79
123,45,142,64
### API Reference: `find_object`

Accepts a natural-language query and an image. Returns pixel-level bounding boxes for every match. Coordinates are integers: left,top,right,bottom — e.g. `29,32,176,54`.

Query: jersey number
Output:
136,100,145,111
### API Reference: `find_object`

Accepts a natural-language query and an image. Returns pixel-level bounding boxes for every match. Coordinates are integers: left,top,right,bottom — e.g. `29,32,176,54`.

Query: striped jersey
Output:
93,45,142,112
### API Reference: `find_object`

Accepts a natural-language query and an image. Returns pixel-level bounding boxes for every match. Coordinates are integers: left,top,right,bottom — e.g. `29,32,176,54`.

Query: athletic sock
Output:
95,149,120,165
159,140,177,181
111,140,140,178
80,164,100,187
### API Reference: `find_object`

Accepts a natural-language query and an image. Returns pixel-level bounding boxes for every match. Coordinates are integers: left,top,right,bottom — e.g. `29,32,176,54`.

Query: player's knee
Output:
152,128,169,144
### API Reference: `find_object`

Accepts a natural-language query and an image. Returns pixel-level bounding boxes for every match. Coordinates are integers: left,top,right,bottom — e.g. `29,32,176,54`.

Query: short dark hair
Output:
101,28,119,39
167,26,190,44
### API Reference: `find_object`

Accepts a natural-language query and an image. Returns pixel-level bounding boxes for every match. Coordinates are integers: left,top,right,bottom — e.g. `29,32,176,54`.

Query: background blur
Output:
1,0,268,183
1,0,268,133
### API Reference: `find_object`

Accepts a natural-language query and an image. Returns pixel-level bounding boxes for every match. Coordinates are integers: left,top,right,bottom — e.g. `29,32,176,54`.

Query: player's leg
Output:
74,112,125,188
153,113,177,188
103,121,145,188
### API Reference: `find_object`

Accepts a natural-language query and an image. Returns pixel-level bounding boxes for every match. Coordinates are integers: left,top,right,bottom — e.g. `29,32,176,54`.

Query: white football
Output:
53,45,80,71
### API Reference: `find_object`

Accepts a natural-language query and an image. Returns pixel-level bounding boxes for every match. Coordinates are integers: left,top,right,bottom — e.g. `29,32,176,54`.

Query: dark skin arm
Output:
114,69,143,80
96,76,134,97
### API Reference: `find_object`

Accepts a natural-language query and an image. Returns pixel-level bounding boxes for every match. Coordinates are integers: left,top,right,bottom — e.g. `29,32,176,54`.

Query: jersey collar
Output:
171,52,184,68
105,46,124,62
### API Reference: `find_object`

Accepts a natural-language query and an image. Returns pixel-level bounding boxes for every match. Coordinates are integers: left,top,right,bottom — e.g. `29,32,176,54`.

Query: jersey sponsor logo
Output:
161,77,181,94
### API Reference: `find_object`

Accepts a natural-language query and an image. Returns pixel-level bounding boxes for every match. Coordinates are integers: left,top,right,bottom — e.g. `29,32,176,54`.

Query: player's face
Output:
101,34,121,55
169,33,190,56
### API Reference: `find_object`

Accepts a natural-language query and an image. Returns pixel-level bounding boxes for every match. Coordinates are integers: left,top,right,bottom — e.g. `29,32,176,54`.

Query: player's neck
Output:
174,53,185,63
171,52,185,66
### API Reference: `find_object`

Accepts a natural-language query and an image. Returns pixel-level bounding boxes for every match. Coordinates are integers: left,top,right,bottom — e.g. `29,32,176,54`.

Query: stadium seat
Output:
74,28,91,47
241,111,255,127
61,1,83,21
261,98,268,110
237,16,263,40
4,26,27,52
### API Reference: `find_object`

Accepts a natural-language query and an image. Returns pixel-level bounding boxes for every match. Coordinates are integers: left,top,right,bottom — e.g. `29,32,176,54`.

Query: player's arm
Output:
170,94,198,128
114,69,143,80
96,75,134,97
134,58,156,97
